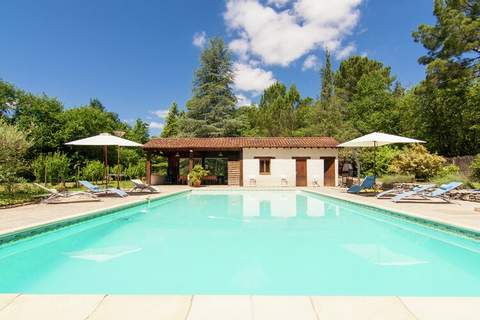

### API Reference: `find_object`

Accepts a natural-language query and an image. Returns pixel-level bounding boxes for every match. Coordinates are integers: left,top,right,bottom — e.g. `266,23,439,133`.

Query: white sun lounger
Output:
34,183,99,203
129,179,157,193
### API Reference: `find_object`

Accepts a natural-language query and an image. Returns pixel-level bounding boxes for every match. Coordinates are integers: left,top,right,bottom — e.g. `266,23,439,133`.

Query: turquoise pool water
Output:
1,190,480,295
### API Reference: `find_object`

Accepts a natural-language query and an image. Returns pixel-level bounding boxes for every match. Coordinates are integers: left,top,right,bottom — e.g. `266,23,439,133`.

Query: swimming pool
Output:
1,190,480,295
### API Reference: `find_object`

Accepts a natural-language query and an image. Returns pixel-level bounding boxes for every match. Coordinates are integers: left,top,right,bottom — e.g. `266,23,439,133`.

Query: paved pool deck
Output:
1,294,479,320
1,186,479,319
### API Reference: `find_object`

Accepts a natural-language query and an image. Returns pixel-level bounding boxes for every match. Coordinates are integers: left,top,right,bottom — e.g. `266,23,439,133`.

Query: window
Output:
255,157,274,175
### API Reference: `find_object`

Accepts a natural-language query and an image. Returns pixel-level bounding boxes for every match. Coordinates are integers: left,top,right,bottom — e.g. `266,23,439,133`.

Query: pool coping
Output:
302,188,480,241
0,190,191,245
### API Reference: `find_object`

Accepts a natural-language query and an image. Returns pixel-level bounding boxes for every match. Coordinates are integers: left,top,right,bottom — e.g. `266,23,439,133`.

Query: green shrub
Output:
430,173,474,189
437,164,460,177
33,152,71,187
379,174,415,189
389,144,446,180
359,146,401,176
83,160,104,183
470,154,480,181
125,160,146,179
47,152,70,186
0,119,31,194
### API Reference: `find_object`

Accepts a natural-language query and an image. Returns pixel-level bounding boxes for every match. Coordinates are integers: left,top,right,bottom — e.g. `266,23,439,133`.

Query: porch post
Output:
188,150,193,173
146,151,152,185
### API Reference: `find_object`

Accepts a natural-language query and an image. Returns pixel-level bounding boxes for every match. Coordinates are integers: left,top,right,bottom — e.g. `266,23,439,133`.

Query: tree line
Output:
162,0,479,157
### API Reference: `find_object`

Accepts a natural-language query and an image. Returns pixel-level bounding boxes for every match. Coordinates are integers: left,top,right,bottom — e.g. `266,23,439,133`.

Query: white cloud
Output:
224,0,363,66
150,109,169,119
336,43,356,59
302,54,319,71
236,93,253,106
149,121,164,130
192,31,207,48
233,62,276,94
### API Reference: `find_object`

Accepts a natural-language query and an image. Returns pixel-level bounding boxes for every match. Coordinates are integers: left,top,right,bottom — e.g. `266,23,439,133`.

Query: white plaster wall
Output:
307,159,324,187
242,148,339,187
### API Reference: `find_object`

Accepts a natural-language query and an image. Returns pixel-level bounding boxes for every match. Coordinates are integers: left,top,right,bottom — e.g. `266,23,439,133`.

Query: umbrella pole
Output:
104,145,109,190
117,146,120,189
373,141,377,184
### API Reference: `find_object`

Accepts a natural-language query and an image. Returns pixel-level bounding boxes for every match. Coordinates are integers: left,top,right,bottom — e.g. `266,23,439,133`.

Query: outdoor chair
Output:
347,176,375,193
79,180,128,197
34,183,99,204
129,179,157,193
376,184,435,199
392,182,463,203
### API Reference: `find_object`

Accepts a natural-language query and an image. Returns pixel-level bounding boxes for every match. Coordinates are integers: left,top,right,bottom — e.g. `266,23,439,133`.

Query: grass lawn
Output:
0,180,136,207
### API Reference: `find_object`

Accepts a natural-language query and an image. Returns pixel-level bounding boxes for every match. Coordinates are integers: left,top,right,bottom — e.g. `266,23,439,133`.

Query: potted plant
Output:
188,165,209,187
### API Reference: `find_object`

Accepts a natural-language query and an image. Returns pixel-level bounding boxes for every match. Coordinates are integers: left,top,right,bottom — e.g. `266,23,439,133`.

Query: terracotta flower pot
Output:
193,180,201,188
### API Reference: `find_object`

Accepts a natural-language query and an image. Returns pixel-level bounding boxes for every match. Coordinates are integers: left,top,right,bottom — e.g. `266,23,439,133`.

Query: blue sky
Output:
0,0,434,134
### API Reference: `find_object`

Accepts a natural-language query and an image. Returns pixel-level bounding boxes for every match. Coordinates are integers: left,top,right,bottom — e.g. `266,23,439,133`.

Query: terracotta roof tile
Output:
143,137,338,150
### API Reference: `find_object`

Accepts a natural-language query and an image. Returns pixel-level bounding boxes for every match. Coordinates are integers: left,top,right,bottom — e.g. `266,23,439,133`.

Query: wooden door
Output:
296,159,307,186
321,157,336,186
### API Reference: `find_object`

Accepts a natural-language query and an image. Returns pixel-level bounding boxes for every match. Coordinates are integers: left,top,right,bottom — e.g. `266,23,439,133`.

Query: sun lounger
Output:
129,179,157,193
347,176,375,193
79,180,128,197
392,182,463,203
34,183,99,203
376,184,435,199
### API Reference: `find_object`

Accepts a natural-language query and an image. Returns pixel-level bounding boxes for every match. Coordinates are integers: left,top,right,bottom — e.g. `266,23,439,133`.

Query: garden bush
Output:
33,153,71,187
379,174,415,189
389,144,446,180
83,160,104,183
431,173,474,189
0,119,31,194
125,160,146,179
359,146,401,176
470,154,480,181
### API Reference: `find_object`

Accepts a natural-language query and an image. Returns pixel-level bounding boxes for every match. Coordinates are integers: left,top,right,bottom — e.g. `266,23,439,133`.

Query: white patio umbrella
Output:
338,132,425,180
66,133,143,189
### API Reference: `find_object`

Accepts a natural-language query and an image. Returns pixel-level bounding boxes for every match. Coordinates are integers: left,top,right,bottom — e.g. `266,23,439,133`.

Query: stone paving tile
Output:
311,296,416,320
0,294,104,320
187,295,252,320
400,297,480,320
0,295,18,311
88,295,191,320
252,296,317,320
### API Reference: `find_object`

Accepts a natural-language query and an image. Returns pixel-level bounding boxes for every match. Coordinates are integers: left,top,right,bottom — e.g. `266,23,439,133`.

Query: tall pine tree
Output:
161,102,179,138
181,37,237,137
320,50,334,103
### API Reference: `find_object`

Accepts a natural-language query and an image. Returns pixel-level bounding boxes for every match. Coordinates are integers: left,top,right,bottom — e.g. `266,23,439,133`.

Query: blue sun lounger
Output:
79,180,128,197
392,182,462,203
347,176,376,193
376,184,435,199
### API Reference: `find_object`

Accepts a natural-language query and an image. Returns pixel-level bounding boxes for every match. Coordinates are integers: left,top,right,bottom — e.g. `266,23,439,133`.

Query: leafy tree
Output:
320,50,335,103
181,37,237,137
89,98,106,110
413,0,480,74
0,119,31,193
0,80,18,118
348,69,401,134
126,119,149,143
11,92,63,157
161,102,179,138
411,0,480,156
257,82,310,136
335,56,393,104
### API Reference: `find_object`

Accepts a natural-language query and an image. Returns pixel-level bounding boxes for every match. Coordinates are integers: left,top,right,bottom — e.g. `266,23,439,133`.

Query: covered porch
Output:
145,148,243,186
